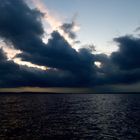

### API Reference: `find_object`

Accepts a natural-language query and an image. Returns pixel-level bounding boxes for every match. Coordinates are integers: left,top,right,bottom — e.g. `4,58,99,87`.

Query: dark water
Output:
0,94,140,140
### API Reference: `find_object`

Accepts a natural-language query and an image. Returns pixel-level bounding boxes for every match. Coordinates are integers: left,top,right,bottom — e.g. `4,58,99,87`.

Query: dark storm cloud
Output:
18,31,96,82
0,48,84,87
0,0,43,37
0,0,45,53
96,35,140,85
111,35,140,70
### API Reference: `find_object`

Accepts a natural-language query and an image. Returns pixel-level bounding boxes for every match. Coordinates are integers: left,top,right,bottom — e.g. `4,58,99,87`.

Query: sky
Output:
0,0,140,92
43,0,140,54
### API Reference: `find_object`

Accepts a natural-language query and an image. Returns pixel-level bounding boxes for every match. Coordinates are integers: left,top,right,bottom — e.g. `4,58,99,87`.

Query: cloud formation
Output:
61,22,77,39
0,48,84,87
111,35,140,70
0,0,97,87
96,35,140,85
0,0,140,89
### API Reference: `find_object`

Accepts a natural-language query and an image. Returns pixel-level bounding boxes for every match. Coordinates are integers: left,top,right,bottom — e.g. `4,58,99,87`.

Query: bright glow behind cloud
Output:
14,58,47,70
0,41,47,70
31,0,80,49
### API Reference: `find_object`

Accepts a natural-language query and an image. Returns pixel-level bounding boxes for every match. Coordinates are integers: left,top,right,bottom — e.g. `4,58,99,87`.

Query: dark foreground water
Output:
0,93,140,140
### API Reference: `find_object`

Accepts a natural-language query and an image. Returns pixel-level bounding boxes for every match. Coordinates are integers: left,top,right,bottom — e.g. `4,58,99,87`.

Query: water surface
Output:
0,93,140,140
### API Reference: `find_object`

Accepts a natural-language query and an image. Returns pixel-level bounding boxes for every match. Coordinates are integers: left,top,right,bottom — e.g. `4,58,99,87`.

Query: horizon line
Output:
0,87,95,93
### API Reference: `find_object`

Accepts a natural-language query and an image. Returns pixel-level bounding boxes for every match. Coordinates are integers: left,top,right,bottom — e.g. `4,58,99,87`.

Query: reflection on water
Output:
0,94,140,140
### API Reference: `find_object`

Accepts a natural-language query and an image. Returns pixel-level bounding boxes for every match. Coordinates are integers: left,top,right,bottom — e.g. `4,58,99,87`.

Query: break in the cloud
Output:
0,0,140,90
31,0,80,47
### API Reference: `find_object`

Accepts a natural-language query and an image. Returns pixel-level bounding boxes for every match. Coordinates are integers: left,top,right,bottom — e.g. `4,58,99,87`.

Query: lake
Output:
0,93,140,140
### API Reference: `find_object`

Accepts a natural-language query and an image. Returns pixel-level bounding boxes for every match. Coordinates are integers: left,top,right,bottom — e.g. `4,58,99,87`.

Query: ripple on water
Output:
0,94,140,140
